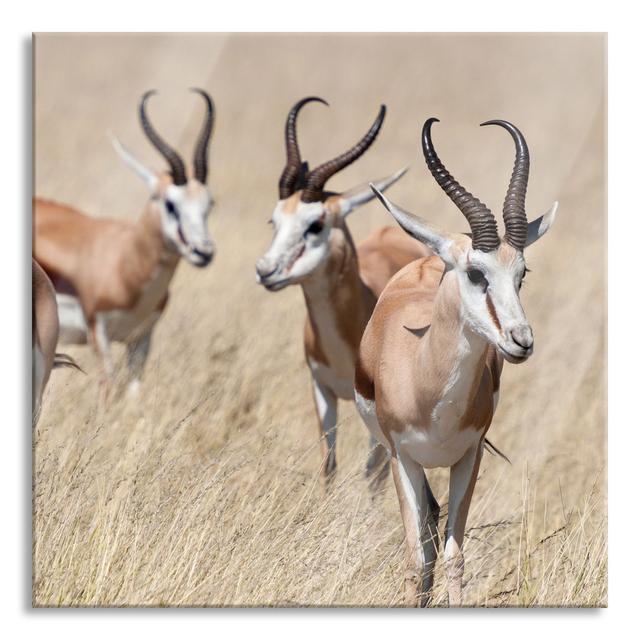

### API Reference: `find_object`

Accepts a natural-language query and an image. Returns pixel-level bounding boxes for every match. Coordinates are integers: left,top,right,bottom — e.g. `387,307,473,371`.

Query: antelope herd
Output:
33,91,557,606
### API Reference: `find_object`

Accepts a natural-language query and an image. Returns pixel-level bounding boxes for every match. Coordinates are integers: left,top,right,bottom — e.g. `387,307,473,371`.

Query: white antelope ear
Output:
524,201,559,248
370,185,455,264
338,167,408,216
110,133,158,190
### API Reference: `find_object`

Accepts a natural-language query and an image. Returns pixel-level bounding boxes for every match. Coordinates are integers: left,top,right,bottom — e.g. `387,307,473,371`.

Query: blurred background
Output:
33,33,606,606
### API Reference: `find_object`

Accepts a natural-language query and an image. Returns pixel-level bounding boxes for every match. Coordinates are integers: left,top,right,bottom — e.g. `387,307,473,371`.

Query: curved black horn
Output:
301,105,386,203
190,88,215,184
422,118,500,252
139,90,187,186
279,97,328,200
480,119,530,251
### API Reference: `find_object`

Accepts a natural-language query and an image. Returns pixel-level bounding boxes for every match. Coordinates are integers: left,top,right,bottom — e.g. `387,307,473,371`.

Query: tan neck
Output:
417,270,488,404
302,222,375,366
110,200,180,303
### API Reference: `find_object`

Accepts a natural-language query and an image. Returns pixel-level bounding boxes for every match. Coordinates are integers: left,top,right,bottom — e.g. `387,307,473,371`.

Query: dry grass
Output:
33,33,607,607
33,384,606,607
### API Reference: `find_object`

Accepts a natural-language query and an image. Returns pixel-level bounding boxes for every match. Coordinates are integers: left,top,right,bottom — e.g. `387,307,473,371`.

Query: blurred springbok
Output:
355,118,558,606
34,89,215,397
256,97,430,483
32,259,79,424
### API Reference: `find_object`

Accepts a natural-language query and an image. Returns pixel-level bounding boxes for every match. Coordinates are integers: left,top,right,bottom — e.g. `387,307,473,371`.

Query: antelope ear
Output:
524,201,558,248
370,185,456,265
110,133,159,190
338,167,408,217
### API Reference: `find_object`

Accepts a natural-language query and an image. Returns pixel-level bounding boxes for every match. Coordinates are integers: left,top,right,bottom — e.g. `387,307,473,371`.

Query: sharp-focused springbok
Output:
32,259,79,424
34,89,215,396
355,118,558,606
256,97,430,483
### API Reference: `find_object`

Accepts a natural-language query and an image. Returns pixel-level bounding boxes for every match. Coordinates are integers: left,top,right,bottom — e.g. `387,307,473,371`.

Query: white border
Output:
3,0,636,636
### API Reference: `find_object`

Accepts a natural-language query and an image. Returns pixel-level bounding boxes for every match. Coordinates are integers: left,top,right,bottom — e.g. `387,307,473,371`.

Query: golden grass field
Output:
33,33,606,607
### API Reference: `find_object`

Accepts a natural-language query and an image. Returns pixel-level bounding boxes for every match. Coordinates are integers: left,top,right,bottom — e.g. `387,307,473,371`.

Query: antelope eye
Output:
467,269,488,287
305,220,324,237
166,200,179,218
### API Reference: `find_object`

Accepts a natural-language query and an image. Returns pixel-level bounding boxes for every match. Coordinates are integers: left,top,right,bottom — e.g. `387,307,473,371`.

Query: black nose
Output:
193,248,213,267
256,257,277,279
510,326,534,350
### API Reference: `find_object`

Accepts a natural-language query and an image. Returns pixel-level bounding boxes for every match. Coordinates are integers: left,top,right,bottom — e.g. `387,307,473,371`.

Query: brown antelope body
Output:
33,89,215,396
256,98,429,482
355,118,558,606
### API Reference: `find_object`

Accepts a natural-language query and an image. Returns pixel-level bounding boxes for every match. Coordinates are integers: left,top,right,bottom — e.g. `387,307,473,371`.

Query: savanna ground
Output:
33,33,606,607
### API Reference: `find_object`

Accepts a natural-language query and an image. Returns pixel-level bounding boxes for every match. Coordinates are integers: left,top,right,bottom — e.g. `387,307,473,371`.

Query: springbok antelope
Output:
256,97,430,483
355,118,558,606
32,259,79,424
34,88,215,396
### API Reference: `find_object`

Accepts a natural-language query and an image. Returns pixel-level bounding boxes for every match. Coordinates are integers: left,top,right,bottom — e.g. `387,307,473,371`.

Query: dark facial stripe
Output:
486,293,502,332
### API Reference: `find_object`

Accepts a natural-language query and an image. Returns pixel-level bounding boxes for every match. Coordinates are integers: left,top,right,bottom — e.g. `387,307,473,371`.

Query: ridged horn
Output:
481,119,530,251
139,90,187,186
301,105,386,203
422,118,500,252
190,88,215,184
279,97,328,200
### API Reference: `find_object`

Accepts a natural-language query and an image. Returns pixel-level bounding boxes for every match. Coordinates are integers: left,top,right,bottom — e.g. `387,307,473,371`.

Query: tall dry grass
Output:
34,368,606,606
33,33,606,607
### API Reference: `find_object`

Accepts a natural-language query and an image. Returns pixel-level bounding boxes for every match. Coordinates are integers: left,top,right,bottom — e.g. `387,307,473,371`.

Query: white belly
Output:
56,294,161,345
393,424,481,469
57,294,88,344
55,264,172,345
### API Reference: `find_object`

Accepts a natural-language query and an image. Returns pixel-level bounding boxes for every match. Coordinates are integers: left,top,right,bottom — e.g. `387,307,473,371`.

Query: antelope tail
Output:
484,437,511,465
53,353,84,373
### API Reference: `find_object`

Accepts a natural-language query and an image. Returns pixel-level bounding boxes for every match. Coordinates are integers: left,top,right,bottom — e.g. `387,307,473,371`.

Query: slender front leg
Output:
391,453,440,607
443,441,483,607
89,315,113,404
366,435,391,493
311,377,338,483
126,328,154,397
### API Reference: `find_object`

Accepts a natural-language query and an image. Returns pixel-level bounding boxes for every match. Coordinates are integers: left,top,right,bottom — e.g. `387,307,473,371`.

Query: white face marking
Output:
256,199,332,290
453,244,533,364
161,181,214,267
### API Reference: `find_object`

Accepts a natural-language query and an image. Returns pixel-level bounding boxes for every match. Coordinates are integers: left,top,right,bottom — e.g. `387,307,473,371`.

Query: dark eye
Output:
467,269,488,289
305,220,324,237
166,200,179,218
